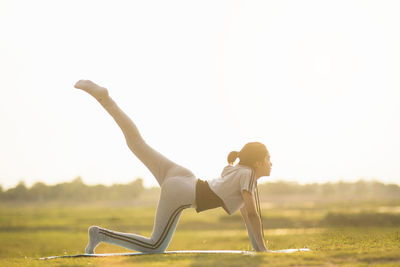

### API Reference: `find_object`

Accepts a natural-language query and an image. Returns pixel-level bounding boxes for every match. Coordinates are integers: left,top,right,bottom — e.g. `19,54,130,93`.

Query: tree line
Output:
258,180,400,202
0,178,399,203
0,177,144,203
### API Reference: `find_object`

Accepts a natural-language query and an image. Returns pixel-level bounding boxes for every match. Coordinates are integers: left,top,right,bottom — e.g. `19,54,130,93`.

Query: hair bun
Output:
227,151,240,165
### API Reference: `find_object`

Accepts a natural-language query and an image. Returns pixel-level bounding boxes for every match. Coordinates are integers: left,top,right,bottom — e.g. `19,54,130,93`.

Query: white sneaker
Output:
85,226,102,254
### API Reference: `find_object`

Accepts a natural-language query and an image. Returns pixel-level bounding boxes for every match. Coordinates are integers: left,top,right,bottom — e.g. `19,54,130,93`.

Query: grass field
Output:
1,201,400,266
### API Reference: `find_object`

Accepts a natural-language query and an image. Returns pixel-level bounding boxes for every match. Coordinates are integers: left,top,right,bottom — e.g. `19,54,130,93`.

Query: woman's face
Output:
254,155,272,178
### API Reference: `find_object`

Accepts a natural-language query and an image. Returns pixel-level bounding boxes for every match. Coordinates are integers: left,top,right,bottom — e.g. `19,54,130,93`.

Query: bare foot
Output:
74,80,109,102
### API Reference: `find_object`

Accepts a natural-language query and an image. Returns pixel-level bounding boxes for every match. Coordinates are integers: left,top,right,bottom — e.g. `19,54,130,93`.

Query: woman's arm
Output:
240,206,260,251
241,190,268,252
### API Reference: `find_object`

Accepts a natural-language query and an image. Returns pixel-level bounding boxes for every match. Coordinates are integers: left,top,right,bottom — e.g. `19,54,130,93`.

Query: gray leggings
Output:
95,96,196,252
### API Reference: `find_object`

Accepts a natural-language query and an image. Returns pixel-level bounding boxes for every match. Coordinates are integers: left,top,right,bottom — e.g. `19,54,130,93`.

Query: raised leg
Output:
74,80,194,186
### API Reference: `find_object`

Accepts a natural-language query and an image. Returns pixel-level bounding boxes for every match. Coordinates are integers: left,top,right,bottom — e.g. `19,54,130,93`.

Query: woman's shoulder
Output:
238,164,253,172
221,164,253,178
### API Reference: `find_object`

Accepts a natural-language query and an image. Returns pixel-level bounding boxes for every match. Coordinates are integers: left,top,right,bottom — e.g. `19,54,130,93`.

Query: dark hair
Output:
227,142,269,168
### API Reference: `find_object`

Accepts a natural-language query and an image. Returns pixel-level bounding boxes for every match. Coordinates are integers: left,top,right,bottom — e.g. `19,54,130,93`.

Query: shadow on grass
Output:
121,253,265,267
189,254,264,267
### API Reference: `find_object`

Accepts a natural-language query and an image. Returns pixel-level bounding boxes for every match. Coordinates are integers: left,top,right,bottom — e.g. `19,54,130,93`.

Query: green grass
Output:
1,203,400,266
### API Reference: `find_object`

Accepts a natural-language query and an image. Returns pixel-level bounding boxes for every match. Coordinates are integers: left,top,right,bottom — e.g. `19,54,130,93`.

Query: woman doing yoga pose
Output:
74,80,272,253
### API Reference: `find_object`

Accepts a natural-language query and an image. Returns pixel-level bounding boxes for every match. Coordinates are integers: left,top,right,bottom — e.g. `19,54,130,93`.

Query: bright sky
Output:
1,0,399,189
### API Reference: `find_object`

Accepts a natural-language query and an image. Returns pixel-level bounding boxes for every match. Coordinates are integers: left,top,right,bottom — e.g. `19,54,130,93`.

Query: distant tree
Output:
3,181,28,201
259,181,300,195
385,183,400,198
336,181,352,197
56,176,88,201
353,180,371,199
371,181,388,198
29,182,49,201
301,183,318,194
321,182,335,197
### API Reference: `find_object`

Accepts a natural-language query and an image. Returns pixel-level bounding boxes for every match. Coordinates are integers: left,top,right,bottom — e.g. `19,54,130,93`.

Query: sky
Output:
1,0,399,189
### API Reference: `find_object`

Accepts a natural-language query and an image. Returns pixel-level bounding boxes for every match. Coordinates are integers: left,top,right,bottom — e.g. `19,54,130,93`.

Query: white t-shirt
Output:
207,164,257,215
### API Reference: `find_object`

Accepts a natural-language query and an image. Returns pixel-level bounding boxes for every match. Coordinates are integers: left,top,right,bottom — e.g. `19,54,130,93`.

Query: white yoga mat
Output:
40,248,310,259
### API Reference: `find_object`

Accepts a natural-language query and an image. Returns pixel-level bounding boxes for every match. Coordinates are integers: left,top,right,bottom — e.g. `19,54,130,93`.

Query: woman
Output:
74,80,272,253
